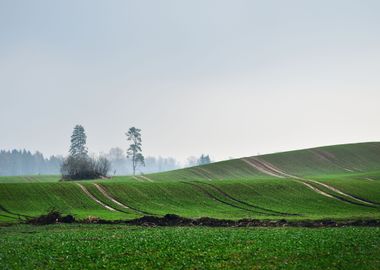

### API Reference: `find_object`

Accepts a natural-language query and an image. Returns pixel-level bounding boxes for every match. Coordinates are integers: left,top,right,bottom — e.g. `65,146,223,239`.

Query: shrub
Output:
60,155,110,180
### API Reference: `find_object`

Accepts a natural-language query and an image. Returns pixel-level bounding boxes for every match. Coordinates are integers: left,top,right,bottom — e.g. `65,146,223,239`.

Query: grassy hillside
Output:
1,142,380,223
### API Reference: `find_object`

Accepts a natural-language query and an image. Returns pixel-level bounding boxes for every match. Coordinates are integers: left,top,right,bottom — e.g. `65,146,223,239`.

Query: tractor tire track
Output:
311,149,355,172
182,181,277,215
196,182,300,216
242,158,284,178
133,176,144,182
139,175,154,182
340,191,380,206
0,213,18,220
242,157,376,207
76,183,117,212
94,184,151,215
189,168,212,181
304,181,378,207
301,182,335,199
0,204,31,218
195,167,214,181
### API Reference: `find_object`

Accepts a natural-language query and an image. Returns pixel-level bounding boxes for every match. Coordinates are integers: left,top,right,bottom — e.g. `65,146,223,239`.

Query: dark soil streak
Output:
124,215,380,228
182,182,279,216
0,204,31,218
197,181,300,216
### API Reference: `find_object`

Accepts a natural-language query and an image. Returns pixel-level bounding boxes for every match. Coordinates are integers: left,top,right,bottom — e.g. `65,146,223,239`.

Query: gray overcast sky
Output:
0,0,379,162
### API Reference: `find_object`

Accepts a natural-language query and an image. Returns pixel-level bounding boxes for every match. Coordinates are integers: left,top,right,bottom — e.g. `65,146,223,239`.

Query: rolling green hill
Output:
1,142,380,223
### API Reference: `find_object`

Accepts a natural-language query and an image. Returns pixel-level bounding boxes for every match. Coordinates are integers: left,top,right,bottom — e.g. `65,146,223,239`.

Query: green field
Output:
1,225,379,270
1,142,380,222
1,142,380,270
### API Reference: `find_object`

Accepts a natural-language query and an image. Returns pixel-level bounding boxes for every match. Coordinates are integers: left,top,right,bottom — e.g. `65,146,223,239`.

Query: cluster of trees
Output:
0,125,212,178
186,154,212,167
0,150,63,176
61,125,148,180
61,125,111,180
0,148,183,177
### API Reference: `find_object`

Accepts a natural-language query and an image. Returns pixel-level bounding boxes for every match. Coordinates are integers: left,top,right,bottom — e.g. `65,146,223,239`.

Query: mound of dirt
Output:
25,212,380,227
125,214,380,227
27,211,75,225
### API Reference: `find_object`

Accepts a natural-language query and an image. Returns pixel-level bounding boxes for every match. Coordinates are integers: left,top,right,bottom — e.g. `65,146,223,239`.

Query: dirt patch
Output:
125,214,380,228
21,212,380,227
27,210,75,225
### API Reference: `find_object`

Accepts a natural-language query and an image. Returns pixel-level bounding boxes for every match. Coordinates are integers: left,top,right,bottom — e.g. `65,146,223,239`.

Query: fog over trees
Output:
0,123,211,178
0,149,212,176
0,124,213,176
0,149,188,177
0,150,63,176
106,147,180,175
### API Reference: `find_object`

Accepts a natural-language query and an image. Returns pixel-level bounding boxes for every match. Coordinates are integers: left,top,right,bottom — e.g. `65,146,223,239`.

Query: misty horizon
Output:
1,1,380,162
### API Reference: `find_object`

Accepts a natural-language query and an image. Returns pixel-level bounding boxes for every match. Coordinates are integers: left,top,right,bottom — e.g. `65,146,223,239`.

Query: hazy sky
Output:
1,0,379,162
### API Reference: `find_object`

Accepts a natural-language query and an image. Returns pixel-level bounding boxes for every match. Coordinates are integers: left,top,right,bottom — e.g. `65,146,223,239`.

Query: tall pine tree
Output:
70,125,88,158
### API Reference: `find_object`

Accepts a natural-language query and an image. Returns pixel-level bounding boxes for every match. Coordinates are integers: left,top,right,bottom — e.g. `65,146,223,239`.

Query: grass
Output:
1,178,379,223
0,142,380,223
1,142,380,269
259,142,380,176
0,182,126,221
0,225,379,270
0,175,60,184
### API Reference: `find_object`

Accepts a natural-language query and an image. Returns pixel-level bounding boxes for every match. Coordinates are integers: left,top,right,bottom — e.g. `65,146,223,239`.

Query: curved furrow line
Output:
195,167,214,181
139,175,154,182
332,190,380,206
241,158,284,178
243,157,376,207
76,183,117,212
133,176,144,182
188,168,212,180
310,149,355,172
196,182,300,216
94,184,152,215
306,180,377,206
94,184,131,209
304,181,377,207
0,204,31,218
0,213,18,220
301,182,335,199
182,182,280,216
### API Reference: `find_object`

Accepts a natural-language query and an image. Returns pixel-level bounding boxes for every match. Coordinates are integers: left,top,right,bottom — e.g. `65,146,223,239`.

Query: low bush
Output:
60,156,110,180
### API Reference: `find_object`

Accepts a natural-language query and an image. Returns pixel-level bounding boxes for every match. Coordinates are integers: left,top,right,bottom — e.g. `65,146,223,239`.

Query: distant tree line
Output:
186,154,212,167
0,149,183,177
106,147,180,175
0,150,63,176
0,125,211,177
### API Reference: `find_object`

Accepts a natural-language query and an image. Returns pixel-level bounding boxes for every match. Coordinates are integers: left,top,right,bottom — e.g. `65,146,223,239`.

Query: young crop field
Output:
1,143,380,269
0,225,379,270
1,143,380,223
